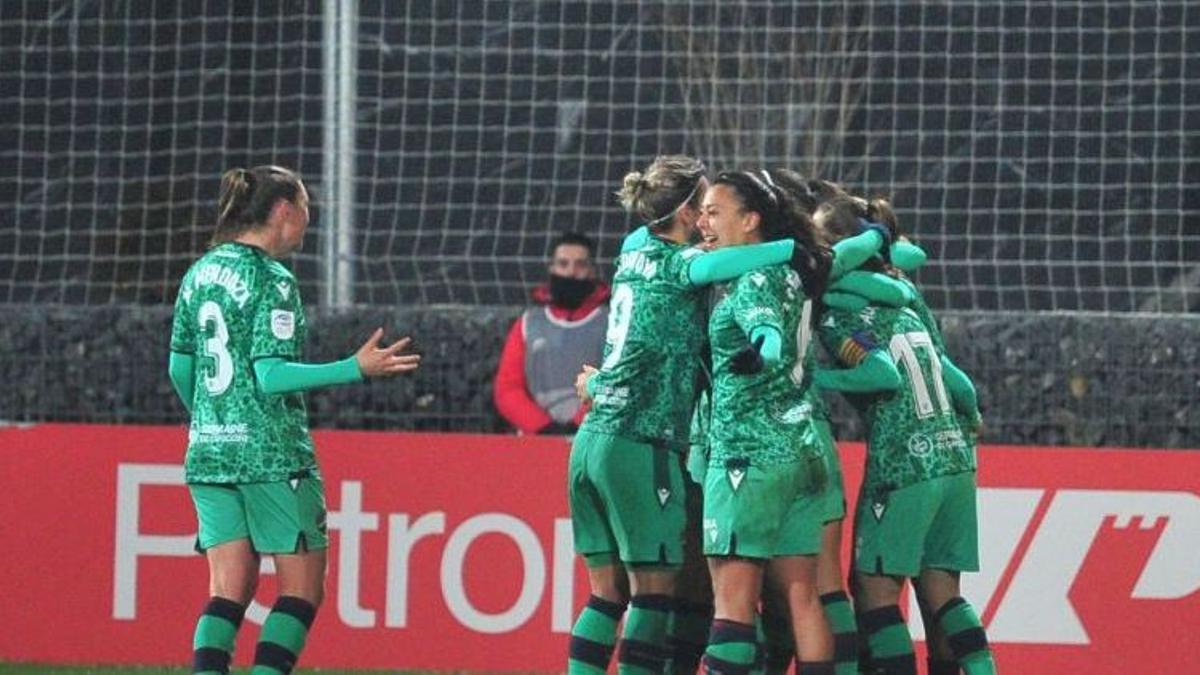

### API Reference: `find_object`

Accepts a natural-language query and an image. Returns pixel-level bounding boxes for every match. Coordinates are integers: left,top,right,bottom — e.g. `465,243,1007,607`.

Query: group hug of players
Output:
567,156,997,675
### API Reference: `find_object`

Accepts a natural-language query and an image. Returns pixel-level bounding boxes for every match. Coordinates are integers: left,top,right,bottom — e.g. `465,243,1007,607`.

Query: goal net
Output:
2,1,1196,312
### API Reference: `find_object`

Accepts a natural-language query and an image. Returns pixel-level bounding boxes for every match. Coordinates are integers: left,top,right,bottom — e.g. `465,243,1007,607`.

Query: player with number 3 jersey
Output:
168,166,421,675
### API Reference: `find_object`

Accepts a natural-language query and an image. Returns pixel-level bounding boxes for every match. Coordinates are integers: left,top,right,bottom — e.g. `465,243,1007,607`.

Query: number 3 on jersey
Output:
198,301,234,395
601,284,634,370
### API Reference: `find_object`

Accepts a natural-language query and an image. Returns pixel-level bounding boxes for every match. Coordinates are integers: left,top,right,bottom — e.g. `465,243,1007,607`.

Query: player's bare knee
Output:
629,568,676,596
209,569,258,604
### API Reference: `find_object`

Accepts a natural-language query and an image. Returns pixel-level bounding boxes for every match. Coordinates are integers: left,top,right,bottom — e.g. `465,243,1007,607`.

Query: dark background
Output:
1,1,1197,445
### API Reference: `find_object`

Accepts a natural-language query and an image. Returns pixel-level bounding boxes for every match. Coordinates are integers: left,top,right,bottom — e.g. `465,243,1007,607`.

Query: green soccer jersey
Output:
902,277,979,469
170,242,315,484
581,234,708,448
818,303,972,495
708,264,819,467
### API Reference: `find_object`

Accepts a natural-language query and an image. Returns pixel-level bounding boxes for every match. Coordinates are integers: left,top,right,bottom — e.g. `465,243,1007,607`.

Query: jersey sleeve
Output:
905,282,948,353
818,308,883,368
169,276,195,354
661,245,705,289
250,271,304,361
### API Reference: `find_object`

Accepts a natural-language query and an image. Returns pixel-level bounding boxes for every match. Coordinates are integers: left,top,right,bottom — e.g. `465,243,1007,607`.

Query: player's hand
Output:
355,328,421,378
575,364,598,402
857,218,894,252
729,335,765,375
969,410,984,435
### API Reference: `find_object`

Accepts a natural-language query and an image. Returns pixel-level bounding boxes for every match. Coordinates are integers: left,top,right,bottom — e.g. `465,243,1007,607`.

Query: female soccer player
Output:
168,166,420,674
698,169,841,675
812,194,996,675
567,155,823,675
760,168,921,675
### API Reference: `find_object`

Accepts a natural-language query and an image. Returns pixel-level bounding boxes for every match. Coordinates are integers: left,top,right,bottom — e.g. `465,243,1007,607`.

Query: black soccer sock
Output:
928,657,962,675
935,598,996,675
760,599,794,674
569,595,627,674
820,591,859,675
859,605,915,675
702,619,758,675
667,599,713,675
192,596,246,674
250,596,317,674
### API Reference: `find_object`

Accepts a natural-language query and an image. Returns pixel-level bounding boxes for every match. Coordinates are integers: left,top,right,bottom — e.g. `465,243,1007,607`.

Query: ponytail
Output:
210,165,303,247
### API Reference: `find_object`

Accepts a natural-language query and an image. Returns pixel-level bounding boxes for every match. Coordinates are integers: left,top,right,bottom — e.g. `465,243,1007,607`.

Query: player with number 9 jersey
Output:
581,235,710,446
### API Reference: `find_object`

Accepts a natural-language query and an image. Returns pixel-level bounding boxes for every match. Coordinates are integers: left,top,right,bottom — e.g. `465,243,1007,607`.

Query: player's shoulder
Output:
259,257,297,284
735,262,792,292
820,303,871,332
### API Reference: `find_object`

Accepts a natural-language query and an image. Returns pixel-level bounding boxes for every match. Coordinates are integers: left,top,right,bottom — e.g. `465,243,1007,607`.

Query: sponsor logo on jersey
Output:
276,281,291,300
778,401,813,424
703,517,720,543
725,458,748,491
271,310,296,340
656,487,670,507
908,433,933,456
871,501,887,520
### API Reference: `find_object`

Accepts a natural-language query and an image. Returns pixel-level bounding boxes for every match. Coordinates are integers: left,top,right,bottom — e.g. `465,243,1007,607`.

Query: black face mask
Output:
549,274,596,309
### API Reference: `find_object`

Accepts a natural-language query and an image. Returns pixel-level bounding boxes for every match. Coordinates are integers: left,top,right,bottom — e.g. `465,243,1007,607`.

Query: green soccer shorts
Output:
702,452,827,559
189,471,329,554
785,419,848,555
568,429,686,568
853,471,979,578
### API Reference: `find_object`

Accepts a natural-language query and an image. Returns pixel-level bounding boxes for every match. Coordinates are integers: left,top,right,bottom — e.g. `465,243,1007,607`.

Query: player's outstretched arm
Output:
813,351,902,393
890,240,928,273
829,228,887,279
168,351,196,412
686,239,795,286
254,328,420,395
827,271,915,308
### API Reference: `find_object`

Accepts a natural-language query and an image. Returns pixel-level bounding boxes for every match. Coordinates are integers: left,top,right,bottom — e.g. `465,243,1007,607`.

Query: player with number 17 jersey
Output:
170,241,313,484
817,303,972,500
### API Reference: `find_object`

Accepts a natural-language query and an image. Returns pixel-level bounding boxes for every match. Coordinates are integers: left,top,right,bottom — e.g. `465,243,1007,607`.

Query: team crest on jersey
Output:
271,310,296,340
